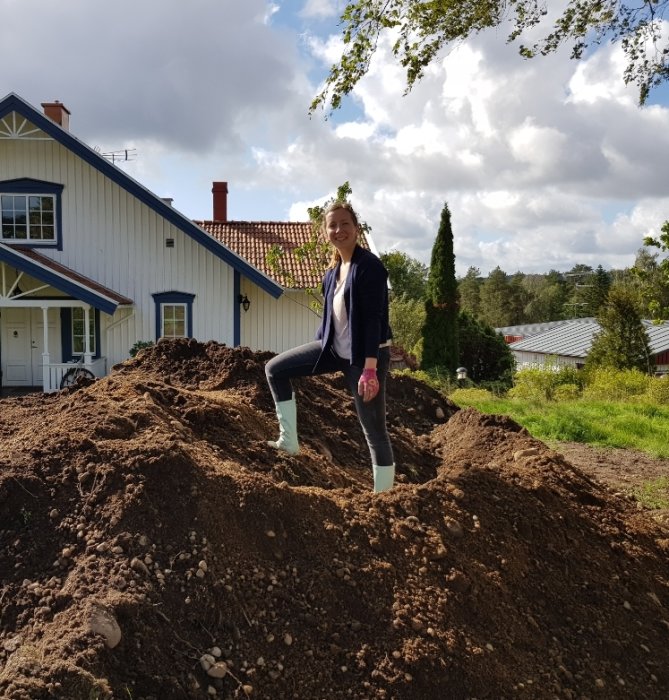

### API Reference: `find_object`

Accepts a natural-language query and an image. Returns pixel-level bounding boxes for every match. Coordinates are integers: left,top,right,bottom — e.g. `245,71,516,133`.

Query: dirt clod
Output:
0,338,668,699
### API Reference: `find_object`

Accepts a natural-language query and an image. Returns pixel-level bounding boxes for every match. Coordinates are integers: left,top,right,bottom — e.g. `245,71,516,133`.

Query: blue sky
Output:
2,0,669,276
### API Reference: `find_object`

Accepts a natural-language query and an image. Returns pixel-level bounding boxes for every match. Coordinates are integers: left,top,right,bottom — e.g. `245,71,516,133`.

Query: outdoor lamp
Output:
238,294,251,312
456,367,468,381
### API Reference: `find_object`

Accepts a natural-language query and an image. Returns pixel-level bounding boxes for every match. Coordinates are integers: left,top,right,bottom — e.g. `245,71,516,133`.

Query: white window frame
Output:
160,303,187,338
71,307,97,356
1,193,57,242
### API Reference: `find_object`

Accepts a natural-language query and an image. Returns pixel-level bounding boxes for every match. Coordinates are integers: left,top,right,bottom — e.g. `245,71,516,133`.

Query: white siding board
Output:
242,286,319,353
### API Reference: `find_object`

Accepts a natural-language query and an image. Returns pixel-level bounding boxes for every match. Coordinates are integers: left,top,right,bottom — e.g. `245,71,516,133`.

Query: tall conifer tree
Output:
421,203,459,372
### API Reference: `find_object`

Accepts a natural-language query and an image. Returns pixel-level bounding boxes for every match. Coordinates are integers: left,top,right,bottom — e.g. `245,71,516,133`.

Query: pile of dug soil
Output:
0,339,667,700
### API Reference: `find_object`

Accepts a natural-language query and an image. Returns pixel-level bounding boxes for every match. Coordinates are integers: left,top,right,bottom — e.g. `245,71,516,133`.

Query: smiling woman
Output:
264,199,396,493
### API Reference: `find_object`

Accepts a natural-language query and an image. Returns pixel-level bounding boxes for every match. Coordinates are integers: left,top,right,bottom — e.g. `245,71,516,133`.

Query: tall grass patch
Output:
633,477,669,510
509,364,585,401
583,367,650,401
646,376,669,405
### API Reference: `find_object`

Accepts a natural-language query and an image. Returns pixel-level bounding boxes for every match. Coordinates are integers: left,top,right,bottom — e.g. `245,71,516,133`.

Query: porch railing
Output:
45,357,107,393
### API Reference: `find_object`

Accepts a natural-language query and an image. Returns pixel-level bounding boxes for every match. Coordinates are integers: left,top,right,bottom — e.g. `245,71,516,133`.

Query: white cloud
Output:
299,0,341,20
263,3,281,24
3,0,669,277
2,0,303,152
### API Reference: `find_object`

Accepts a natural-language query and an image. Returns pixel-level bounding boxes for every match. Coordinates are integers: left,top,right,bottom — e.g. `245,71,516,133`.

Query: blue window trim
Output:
0,178,64,250
60,308,101,361
152,291,195,340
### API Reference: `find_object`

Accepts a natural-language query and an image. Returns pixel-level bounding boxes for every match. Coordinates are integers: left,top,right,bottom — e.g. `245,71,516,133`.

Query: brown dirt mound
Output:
0,339,667,699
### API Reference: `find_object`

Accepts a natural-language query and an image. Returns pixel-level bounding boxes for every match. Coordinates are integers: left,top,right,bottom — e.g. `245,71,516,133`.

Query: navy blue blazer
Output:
315,245,391,368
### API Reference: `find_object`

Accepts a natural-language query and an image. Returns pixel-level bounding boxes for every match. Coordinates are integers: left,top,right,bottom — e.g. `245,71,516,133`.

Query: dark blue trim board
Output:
0,93,283,300
233,271,241,347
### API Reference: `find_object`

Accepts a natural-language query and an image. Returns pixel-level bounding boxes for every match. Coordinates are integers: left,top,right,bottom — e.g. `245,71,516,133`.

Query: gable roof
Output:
0,93,282,300
0,245,132,314
642,320,669,356
198,220,372,289
509,319,669,358
496,320,575,338
509,320,600,358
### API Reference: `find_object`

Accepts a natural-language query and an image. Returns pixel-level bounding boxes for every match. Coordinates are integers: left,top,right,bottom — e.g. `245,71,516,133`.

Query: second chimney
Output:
212,181,228,222
41,101,70,130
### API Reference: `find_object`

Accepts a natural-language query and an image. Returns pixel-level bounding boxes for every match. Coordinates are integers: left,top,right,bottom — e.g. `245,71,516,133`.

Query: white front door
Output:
2,308,59,387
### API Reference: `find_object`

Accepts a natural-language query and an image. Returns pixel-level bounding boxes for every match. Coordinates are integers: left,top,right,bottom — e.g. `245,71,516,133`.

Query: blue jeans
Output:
265,341,394,467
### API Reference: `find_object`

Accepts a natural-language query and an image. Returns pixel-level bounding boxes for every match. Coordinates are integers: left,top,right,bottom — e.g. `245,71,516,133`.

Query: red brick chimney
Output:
41,101,70,130
212,181,228,222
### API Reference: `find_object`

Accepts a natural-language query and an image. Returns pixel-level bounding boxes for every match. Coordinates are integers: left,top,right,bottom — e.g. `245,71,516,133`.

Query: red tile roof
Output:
196,220,370,289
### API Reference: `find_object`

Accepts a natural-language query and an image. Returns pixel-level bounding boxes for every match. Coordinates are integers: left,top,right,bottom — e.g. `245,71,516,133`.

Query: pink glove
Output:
358,368,379,402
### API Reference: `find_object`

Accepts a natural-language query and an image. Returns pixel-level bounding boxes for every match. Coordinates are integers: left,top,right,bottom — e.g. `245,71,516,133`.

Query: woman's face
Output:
325,208,358,256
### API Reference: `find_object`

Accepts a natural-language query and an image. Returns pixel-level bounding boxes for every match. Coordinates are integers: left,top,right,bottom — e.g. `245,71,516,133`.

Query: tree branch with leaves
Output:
310,0,669,114
265,182,369,314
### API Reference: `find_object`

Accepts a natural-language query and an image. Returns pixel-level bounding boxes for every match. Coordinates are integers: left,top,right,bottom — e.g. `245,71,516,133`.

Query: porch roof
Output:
0,244,133,315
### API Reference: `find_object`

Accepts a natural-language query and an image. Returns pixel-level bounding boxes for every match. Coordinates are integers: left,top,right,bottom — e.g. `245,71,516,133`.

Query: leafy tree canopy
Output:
421,202,459,372
380,250,428,301
642,220,669,320
585,286,653,373
458,311,515,389
310,1,669,113
266,181,364,313
389,294,425,359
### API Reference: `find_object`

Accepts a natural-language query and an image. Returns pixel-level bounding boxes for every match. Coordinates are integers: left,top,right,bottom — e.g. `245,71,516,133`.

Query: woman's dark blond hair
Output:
322,201,361,268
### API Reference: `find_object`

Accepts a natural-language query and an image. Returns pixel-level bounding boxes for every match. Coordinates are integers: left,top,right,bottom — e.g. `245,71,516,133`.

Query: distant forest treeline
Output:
381,247,669,329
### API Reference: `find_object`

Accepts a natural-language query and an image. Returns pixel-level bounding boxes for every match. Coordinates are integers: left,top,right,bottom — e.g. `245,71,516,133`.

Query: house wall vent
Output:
165,238,175,248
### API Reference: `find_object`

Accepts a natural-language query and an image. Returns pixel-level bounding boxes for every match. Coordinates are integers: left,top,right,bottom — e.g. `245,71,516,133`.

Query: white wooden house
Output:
0,93,283,392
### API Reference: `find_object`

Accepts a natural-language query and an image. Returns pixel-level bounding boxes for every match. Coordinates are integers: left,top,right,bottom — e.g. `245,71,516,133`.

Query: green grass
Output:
450,395,669,459
633,477,669,510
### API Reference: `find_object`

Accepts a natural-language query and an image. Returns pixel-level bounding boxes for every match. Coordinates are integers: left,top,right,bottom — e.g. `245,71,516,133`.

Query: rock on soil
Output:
0,338,667,699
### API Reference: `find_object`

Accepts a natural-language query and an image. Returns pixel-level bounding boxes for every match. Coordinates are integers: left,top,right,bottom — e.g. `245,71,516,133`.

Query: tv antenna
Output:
94,146,137,164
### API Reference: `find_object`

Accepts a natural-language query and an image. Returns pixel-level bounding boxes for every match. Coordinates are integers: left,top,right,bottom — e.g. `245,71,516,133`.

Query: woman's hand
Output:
358,368,379,402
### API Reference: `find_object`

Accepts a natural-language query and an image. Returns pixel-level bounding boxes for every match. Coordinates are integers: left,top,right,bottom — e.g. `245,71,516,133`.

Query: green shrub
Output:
645,377,669,405
449,388,495,405
509,364,582,401
553,383,581,401
583,367,651,401
394,368,447,394
509,367,554,401
553,365,586,390
129,340,154,358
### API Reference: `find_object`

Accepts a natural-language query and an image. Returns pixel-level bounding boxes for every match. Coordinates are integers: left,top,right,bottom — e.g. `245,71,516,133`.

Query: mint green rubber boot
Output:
268,395,299,455
373,464,395,493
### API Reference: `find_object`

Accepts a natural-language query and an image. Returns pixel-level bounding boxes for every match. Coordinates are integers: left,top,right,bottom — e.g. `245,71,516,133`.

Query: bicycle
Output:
60,356,96,390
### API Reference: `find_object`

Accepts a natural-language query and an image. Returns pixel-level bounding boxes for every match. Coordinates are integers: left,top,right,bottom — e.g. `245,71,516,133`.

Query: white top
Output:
332,261,351,360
